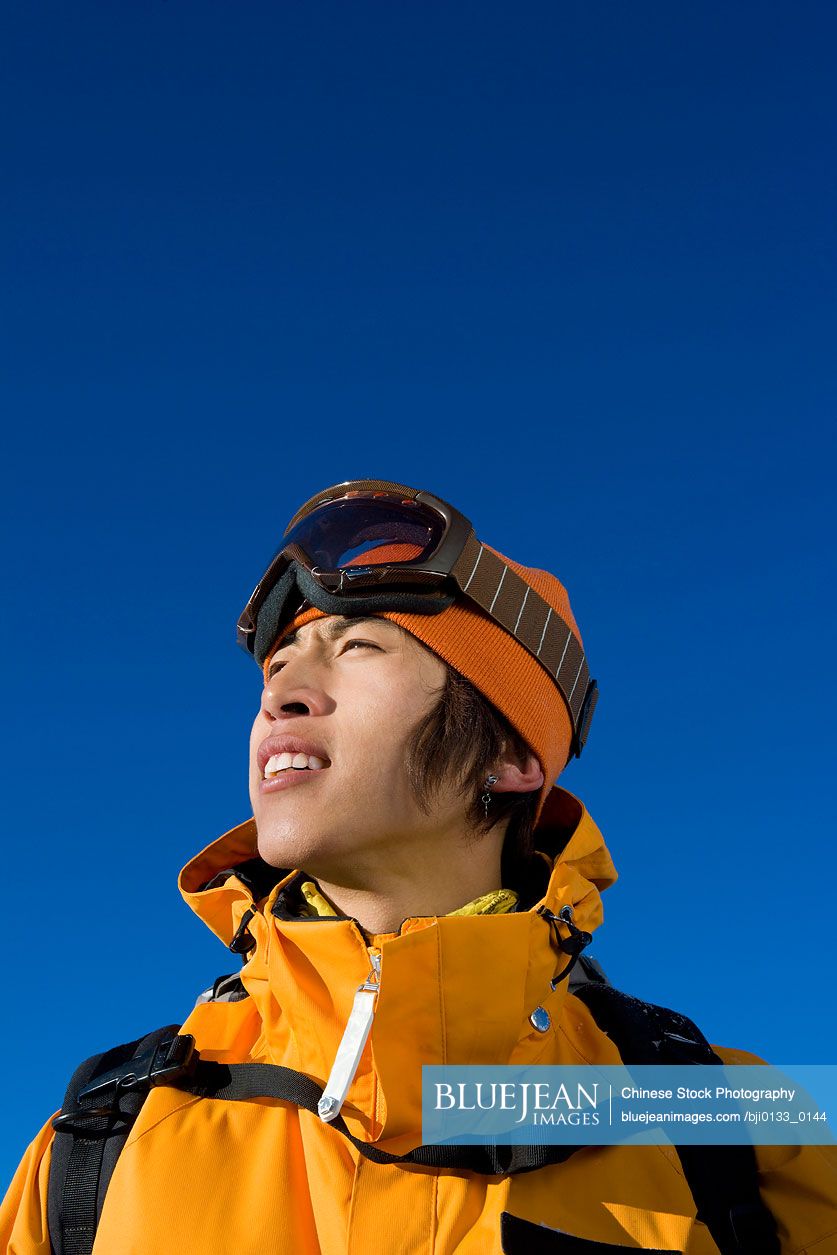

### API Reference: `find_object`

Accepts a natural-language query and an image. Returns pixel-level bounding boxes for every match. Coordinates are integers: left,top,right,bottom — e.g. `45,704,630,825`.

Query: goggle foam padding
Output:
254,562,455,666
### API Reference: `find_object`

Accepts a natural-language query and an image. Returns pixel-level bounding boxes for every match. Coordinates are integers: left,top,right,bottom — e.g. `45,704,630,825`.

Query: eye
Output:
341,638,381,653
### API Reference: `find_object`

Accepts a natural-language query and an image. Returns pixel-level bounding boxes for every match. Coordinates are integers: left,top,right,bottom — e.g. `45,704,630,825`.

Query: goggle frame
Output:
237,480,598,758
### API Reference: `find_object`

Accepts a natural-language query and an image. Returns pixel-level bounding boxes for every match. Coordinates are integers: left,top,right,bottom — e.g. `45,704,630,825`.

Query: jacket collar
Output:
179,786,617,1145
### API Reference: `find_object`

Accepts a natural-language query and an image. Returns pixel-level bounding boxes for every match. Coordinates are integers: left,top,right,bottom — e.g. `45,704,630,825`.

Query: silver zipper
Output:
318,951,381,1122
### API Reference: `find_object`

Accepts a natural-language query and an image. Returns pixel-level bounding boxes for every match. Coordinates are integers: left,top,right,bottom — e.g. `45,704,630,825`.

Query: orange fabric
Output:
4,790,835,1252
264,544,583,806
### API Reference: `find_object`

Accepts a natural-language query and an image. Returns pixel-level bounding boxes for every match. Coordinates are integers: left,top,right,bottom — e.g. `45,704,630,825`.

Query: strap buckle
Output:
77,1035,197,1103
52,1036,198,1134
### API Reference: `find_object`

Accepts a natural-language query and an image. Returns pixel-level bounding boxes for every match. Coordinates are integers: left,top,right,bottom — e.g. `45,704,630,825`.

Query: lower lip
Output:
259,768,328,795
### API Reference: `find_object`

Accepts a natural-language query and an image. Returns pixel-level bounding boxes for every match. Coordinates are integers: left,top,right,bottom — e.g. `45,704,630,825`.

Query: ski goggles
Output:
237,479,598,757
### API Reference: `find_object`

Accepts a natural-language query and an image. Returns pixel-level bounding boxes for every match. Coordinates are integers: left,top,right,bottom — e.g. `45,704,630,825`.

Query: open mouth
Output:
263,752,329,780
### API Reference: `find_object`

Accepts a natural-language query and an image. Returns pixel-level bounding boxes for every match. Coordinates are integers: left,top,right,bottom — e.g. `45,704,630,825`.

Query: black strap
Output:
675,1145,781,1255
48,1026,180,1255
48,978,779,1255
572,983,780,1255
499,1211,678,1253
173,1057,576,1174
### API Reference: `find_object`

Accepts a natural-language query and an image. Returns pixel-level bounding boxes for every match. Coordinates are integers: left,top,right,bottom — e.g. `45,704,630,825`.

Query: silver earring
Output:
482,774,499,819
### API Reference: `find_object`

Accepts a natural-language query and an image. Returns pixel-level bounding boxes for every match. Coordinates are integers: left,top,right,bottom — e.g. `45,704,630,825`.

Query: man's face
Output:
249,615,456,880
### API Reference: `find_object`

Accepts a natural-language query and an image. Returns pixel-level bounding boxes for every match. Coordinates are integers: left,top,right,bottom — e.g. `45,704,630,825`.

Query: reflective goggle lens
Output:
283,495,445,571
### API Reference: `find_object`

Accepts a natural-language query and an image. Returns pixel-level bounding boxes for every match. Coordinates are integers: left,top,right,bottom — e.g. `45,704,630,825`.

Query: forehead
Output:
275,614,403,650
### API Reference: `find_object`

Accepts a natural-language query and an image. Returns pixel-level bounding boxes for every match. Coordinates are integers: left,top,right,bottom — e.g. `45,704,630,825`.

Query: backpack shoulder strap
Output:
46,965,779,1255
47,965,251,1255
572,978,780,1255
48,1025,182,1255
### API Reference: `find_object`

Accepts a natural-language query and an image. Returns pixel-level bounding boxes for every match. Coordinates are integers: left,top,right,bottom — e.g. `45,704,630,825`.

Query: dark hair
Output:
404,665,541,888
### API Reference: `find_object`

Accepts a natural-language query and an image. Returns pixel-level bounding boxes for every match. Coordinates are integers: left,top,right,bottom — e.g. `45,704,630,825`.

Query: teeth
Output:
264,752,328,778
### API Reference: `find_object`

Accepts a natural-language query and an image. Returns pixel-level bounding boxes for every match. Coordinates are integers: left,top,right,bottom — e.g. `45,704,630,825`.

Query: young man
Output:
3,480,835,1253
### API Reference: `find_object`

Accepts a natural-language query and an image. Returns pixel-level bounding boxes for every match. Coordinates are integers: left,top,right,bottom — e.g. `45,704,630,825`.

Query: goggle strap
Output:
451,536,592,742
572,680,599,759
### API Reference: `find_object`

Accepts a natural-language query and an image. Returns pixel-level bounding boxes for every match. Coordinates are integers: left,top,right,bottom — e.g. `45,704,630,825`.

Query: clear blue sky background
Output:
2,2,835,1186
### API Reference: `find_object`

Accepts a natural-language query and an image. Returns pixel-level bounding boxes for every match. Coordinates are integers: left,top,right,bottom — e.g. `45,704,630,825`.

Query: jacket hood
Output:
179,786,617,943
178,786,618,1150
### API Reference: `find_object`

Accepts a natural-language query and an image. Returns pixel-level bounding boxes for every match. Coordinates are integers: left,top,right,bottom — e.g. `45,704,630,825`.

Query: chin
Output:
254,814,339,873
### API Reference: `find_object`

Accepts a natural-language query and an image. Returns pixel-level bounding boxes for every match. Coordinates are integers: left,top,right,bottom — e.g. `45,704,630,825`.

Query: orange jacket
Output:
3,788,835,1253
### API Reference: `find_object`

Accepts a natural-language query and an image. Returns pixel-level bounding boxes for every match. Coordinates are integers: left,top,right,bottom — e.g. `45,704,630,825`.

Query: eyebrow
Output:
267,616,395,676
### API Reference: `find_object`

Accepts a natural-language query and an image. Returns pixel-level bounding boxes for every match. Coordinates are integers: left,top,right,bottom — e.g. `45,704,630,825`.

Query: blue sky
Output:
2,1,835,1186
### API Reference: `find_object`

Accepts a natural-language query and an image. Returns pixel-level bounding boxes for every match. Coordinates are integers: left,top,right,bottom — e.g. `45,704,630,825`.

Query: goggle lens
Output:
283,496,445,571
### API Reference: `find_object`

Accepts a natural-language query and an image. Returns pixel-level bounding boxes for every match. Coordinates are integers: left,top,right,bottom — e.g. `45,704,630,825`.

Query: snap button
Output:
529,1006,551,1033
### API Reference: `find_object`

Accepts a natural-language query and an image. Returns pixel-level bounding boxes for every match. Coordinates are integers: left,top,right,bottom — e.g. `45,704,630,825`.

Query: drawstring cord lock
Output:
537,904,593,989
229,907,257,955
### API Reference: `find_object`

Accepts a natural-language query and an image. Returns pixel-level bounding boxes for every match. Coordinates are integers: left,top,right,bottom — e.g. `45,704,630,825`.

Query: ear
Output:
488,752,544,795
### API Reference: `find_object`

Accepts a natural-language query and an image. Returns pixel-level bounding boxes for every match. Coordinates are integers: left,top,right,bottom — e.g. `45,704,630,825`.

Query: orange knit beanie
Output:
262,542,584,807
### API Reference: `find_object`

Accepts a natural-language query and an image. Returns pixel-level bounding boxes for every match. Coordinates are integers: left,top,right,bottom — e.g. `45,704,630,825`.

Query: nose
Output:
260,661,334,723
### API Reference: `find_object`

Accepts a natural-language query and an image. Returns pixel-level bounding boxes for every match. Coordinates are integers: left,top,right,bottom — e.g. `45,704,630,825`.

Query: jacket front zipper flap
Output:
318,950,381,1122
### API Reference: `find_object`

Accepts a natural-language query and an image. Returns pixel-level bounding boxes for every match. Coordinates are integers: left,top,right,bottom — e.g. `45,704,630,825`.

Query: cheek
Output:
341,669,436,758
248,713,264,772
327,673,394,752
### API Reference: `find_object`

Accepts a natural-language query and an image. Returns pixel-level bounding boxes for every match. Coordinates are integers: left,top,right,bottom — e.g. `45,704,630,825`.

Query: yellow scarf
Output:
298,880,518,919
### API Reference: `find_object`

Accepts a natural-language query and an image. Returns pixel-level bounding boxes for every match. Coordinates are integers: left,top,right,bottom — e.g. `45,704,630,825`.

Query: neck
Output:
308,826,507,934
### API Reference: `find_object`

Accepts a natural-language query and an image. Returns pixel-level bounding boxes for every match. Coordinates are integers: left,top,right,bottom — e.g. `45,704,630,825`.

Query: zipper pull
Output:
318,952,381,1123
